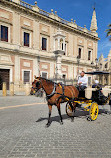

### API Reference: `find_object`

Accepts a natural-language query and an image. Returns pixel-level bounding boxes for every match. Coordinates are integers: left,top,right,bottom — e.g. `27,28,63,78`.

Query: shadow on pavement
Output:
36,109,89,123
36,108,111,124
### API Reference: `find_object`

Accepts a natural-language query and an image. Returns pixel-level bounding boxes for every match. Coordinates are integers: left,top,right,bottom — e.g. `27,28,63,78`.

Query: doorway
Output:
0,69,10,90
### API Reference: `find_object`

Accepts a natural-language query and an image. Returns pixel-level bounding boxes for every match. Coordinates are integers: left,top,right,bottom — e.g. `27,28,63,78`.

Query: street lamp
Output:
37,56,40,76
77,55,80,78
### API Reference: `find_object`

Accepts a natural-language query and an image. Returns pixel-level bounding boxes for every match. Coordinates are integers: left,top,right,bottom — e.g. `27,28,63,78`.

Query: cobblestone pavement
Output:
0,96,111,158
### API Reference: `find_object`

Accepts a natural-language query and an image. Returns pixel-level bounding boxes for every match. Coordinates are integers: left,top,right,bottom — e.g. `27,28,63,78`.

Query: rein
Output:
34,78,72,101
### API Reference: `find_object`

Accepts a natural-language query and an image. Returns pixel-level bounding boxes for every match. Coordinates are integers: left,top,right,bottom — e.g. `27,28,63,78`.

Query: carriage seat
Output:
78,87,96,99
85,87,96,99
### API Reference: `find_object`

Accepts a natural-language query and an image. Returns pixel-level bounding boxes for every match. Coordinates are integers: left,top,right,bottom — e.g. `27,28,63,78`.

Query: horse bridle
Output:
34,78,66,99
33,79,56,97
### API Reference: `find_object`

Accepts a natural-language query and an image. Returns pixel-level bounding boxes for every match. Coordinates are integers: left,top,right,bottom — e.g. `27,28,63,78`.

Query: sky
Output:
25,0,111,59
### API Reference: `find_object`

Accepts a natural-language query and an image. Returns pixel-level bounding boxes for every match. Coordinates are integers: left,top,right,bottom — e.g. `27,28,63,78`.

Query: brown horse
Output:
31,77,79,127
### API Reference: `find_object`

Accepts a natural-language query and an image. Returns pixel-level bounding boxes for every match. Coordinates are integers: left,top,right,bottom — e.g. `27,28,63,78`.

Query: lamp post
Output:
37,56,40,76
77,55,80,79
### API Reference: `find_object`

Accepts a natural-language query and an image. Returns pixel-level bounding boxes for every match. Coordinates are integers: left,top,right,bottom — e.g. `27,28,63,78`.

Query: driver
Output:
77,71,88,91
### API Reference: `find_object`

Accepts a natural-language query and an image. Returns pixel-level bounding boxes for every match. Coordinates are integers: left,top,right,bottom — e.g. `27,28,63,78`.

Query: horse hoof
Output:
45,122,51,128
60,121,63,125
71,118,74,122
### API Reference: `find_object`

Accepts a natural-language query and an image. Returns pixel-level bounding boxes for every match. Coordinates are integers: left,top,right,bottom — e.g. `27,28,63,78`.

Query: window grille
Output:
24,71,30,83
24,32,29,47
42,72,47,79
1,25,8,42
42,37,47,50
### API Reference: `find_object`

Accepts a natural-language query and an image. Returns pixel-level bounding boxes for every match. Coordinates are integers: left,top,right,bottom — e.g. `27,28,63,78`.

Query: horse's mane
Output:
39,77,55,85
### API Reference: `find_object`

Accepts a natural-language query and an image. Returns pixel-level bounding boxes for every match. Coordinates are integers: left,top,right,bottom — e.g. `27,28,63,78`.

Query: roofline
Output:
1,0,100,41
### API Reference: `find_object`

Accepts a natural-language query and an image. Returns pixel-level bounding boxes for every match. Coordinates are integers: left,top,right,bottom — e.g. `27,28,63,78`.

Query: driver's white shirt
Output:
78,75,88,87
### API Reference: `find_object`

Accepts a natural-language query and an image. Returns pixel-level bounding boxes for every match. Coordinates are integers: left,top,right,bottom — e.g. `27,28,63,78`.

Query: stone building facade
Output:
98,49,111,86
0,0,99,93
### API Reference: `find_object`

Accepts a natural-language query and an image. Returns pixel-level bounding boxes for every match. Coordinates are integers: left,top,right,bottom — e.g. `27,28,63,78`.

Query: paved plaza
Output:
0,96,111,158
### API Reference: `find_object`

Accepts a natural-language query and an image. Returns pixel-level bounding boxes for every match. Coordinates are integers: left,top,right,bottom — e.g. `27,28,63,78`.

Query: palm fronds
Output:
105,24,111,41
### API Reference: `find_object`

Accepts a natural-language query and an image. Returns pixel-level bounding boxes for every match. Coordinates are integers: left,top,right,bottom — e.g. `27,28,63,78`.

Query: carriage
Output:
31,72,111,127
66,71,111,121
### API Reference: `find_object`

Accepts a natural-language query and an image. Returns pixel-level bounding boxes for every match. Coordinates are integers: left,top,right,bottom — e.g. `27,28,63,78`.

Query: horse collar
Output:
46,83,56,98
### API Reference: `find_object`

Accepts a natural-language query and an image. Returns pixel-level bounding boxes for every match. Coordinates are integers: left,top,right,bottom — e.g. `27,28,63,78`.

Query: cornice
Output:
0,45,95,67
0,19,13,25
1,0,100,41
21,26,33,32
40,32,50,37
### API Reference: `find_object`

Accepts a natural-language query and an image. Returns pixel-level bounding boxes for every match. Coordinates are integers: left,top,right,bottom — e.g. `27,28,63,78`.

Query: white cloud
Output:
98,39,111,52
98,39,111,58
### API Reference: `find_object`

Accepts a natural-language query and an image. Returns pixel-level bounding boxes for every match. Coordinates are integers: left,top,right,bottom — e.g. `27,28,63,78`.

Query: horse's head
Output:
30,76,42,95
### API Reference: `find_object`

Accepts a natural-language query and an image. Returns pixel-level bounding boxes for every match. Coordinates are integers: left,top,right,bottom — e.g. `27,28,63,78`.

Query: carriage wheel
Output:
66,102,74,117
89,102,99,121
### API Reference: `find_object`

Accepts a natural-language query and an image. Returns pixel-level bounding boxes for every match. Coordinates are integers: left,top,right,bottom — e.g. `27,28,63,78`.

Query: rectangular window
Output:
42,37,47,50
24,71,30,83
62,43,64,50
65,44,67,55
62,43,66,55
78,48,81,58
88,51,91,60
42,72,47,79
1,25,8,42
24,32,29,47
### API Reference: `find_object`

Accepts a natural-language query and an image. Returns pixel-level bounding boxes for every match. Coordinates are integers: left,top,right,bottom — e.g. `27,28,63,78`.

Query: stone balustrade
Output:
6,0,98,37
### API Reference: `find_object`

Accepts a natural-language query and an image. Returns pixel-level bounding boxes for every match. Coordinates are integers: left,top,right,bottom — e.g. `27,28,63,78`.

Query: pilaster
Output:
13,12,20,45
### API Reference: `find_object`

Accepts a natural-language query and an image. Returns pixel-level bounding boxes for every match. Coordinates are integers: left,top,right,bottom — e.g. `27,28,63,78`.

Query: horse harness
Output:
46,83,65,99
46,82,74,103
33,79,74,102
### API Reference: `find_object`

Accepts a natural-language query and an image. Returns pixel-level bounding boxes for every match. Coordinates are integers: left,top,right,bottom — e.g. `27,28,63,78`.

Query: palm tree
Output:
105,24,111,41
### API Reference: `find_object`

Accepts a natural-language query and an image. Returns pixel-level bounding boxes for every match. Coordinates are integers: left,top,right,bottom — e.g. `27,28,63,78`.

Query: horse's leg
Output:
71,102,76,122
46,104,52,127
57,103,63,125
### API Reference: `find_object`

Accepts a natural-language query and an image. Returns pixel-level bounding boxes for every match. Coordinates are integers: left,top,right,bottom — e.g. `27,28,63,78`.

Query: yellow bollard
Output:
25,82,30,96
2,82,7,96
10,82,14,96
